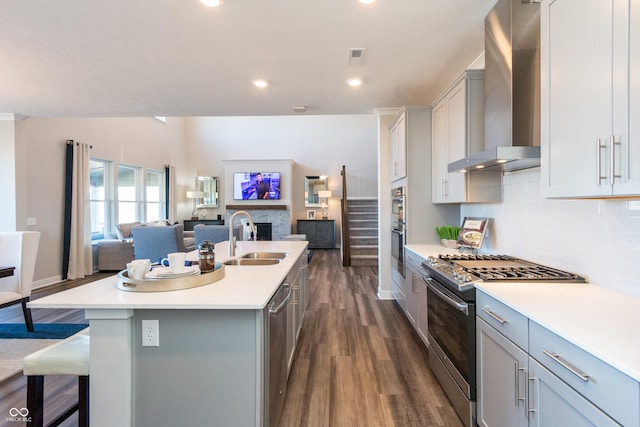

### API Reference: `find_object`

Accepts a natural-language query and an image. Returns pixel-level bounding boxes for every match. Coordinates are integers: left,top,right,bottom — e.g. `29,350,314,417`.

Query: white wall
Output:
462,168,640,297
16,117,186,285
182,114,379,238
0,116,17,231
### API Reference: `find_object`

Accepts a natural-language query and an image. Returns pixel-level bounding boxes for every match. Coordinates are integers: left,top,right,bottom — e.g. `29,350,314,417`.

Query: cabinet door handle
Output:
482,308,508,324
612,134,622,184
597,138,608,185
527,375,536,419
542,350,590,382
515,363,528,407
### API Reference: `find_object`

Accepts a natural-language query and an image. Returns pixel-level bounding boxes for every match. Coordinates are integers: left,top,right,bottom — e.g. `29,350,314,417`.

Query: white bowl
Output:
441,239,459,249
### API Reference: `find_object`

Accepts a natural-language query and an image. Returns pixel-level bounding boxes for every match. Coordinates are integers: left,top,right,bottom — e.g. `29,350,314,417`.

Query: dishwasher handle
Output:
269,283,292,315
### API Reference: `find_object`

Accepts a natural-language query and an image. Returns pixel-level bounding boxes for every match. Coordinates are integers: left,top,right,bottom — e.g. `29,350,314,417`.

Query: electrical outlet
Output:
141,319,159,347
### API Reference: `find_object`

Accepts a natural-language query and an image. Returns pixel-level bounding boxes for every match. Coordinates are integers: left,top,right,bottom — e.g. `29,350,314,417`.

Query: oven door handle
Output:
424,276,469,315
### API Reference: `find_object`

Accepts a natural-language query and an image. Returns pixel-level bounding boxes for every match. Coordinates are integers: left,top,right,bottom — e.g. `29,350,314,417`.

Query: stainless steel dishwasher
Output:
268,281,291,427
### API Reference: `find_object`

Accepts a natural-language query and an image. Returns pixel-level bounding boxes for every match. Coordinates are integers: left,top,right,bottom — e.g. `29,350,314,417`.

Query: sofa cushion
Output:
115,222,141,240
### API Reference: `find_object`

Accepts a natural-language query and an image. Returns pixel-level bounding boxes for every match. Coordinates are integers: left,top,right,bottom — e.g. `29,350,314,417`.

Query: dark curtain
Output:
165,165,170,219
62,140,74,280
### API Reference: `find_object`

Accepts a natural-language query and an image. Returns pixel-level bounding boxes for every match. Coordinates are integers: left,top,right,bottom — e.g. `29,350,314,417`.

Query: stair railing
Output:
340,165,351,266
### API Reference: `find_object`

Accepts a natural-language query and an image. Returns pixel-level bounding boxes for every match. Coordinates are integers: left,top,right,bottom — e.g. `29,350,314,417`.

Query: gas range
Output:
422,254,586,294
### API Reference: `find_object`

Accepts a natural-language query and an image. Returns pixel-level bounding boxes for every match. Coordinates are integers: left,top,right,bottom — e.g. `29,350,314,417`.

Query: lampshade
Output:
318,190,332,198
186,191,205,199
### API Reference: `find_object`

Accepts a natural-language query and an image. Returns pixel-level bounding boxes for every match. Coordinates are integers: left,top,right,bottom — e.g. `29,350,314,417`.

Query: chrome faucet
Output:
228,210,256,257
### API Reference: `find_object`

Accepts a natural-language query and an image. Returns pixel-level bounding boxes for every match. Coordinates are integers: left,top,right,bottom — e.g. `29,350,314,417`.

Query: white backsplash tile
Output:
461,168,640,297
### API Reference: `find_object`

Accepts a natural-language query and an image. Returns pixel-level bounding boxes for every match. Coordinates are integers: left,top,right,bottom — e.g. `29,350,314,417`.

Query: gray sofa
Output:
193,224,242,247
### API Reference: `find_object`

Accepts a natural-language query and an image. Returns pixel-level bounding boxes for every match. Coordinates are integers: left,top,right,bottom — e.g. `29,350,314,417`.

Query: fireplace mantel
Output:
226,205,288,210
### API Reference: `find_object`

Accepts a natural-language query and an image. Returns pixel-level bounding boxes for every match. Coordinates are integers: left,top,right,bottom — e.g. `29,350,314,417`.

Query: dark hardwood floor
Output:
279,250,461,427
0,255,461,427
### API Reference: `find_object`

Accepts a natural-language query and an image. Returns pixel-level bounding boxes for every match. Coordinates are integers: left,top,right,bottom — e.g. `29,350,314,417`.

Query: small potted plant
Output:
436,226,460,249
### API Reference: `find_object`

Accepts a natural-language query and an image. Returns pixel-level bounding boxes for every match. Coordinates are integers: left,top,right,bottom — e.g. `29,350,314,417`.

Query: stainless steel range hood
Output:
449,0,541,173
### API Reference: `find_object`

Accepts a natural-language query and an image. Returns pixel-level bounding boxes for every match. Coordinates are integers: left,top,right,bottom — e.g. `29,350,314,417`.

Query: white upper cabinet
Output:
431,70,500,203
389,111,407,182
541,0,640,197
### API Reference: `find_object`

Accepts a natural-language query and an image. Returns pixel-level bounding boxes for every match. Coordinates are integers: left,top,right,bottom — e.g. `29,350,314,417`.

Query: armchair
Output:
0,231,41,332
131,224,193,262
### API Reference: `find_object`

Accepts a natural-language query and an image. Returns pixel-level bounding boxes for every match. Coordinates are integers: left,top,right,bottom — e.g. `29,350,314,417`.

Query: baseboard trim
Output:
377,289,395,300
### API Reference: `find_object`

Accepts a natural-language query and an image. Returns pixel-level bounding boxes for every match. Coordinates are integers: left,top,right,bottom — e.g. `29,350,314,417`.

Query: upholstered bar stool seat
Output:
23,330,90,427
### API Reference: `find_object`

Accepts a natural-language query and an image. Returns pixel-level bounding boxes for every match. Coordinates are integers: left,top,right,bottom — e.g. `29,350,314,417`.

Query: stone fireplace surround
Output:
225,207,291,241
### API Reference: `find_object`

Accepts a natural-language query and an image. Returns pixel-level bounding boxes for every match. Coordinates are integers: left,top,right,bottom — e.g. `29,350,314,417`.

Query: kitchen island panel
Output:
134,309,264,427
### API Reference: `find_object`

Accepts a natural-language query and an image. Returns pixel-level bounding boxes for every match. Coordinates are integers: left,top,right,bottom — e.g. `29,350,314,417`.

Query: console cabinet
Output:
183,219,224,231
296,219,335,249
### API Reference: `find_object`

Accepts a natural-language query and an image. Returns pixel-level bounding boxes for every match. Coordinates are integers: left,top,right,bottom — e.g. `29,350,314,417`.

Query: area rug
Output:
0,339,61,383
0,323,88,340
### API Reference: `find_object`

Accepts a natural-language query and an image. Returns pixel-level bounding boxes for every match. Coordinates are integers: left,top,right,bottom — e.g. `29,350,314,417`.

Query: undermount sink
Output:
241,252,288,260
223,258,282,266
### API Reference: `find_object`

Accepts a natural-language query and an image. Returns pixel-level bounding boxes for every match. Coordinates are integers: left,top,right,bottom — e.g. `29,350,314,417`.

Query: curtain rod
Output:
66,139,93,149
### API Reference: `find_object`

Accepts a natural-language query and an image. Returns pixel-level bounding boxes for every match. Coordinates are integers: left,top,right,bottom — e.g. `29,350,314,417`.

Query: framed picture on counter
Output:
306,210,316,220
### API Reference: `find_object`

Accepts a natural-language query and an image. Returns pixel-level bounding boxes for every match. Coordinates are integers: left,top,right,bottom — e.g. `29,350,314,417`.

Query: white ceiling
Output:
0,0,496,118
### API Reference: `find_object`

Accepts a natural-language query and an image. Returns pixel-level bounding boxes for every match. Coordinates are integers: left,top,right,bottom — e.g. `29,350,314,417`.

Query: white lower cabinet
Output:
477,290,638,427
477,317,529,427
396,250,428,346
528,357,618,427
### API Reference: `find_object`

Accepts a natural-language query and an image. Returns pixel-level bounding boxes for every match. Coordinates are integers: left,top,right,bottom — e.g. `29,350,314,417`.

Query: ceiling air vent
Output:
347,48,366,65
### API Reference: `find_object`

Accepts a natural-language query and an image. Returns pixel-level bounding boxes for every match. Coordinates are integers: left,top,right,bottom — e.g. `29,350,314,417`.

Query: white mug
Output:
131,258,151,274
161,252,186,272
126,262,147,280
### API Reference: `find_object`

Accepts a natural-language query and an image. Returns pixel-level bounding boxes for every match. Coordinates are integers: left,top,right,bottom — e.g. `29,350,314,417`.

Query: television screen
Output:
233,172,281,200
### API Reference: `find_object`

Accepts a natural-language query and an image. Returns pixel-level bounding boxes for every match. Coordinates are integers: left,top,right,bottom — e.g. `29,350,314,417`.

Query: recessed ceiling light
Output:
359,0,376,4
253,79,269,88
347,78,362,87
200,0,224,7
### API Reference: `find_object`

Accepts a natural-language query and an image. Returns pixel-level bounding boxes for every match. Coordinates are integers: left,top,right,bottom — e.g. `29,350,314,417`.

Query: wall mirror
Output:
195,176,219,208
304,175,328,207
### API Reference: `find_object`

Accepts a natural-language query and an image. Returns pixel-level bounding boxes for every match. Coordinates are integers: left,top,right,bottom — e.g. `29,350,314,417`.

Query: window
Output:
146,170,164,222
90,160,166,240
90,159,110,240
117,165,139,224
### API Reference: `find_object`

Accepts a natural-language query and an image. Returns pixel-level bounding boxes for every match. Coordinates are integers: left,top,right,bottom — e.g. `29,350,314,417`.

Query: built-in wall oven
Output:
422,254,586,427
390,186,405,277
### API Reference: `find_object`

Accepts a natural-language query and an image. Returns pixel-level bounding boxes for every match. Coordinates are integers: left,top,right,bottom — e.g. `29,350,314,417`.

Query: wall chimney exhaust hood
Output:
449,0,541,173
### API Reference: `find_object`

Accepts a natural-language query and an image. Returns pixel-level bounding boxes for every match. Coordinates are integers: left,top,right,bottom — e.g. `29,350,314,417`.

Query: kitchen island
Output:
29,240,308,427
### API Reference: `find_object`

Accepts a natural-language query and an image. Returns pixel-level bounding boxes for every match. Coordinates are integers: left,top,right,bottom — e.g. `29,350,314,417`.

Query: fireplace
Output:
224,207,291,241
255,223,272,241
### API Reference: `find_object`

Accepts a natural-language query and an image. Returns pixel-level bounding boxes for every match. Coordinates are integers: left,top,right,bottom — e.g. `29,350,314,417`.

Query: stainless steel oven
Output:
424,273,476,427
422,254,586,427
390,186,405,277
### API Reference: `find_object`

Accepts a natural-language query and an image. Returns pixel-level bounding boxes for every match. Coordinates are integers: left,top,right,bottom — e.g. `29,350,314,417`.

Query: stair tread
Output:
351,254,378,259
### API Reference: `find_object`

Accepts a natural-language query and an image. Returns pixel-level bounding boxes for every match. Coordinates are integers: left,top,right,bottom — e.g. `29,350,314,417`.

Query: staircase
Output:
346,198,378,267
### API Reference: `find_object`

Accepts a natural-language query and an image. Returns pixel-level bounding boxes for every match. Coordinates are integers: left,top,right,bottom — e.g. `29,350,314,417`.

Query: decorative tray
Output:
116,263,225,292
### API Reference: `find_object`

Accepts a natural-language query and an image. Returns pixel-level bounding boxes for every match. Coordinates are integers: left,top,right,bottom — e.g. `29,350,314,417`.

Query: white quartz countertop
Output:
407,244,640,381
30,240,308,311
476,281,640,382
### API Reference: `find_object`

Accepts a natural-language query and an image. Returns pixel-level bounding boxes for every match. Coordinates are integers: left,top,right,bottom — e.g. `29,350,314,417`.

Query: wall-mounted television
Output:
233,172,281,200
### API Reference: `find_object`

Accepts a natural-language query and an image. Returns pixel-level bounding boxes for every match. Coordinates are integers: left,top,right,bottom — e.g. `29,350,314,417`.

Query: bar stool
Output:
23,330,90,427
